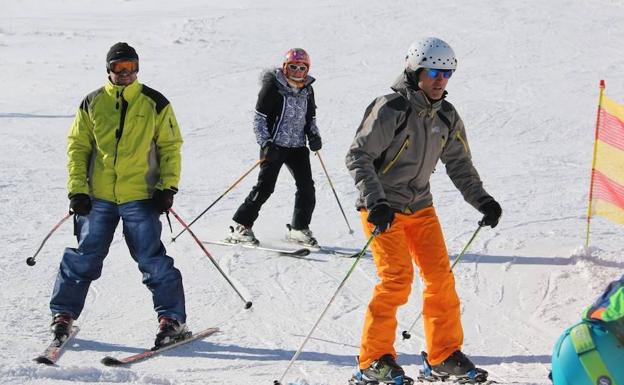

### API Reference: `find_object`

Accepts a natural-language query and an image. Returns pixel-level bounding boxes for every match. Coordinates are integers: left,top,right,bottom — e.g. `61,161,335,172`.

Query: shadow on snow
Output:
71,338,551,366
455,253,624,268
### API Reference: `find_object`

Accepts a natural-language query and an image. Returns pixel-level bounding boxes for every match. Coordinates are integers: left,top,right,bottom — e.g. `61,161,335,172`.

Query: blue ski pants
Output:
50,199,186,322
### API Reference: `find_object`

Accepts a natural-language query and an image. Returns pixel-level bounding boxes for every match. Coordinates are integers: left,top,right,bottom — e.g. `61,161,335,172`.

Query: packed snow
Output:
2,1,624,384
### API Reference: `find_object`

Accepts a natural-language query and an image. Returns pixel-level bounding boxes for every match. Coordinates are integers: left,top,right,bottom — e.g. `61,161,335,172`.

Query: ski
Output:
283,224,365,258
202,239,312,258
33,326,80,365
101,326,219,366
312,245,366,258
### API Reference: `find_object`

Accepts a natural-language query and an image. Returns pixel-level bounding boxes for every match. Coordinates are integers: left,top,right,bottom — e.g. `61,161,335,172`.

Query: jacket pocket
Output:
382,136,409,174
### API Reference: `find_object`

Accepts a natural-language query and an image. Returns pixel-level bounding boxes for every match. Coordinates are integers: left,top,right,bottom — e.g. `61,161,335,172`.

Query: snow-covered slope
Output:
2,1,624,384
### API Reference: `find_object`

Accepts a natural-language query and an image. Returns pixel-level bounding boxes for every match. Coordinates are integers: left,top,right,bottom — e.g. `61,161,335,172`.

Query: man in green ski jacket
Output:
48,42,188,348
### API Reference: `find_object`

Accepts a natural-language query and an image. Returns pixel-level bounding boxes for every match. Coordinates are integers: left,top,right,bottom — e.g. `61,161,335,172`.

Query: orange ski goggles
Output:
108,60,139,74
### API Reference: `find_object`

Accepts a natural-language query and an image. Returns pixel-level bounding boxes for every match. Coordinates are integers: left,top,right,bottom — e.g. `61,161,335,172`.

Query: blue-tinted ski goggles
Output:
426,68,454,79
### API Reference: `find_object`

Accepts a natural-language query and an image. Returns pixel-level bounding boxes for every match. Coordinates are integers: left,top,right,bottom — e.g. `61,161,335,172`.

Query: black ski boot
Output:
419,351,489,384
50,313,73,341
349,354,414,385
154,317,189,349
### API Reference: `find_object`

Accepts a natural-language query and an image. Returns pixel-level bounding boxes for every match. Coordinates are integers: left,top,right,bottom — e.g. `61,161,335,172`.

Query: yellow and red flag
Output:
587,80,624,242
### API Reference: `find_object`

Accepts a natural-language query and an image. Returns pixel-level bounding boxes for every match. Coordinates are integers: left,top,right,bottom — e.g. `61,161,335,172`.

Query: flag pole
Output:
585,80,606,248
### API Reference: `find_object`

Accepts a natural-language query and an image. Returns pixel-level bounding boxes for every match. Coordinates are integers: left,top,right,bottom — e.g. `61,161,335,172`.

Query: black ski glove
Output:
367,201,395,233
260,140,279,162
153,188,176,213
69,193,92,216
308,134,322,152
478,198,502,228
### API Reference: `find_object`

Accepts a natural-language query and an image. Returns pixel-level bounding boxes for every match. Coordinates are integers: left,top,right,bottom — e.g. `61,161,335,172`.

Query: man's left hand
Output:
153,189,176,213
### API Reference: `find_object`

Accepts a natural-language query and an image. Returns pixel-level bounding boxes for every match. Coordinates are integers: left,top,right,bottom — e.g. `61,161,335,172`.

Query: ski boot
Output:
349,354,414,385
226,224,259,245
418,351,489,384
153,317,190,349
286,224,318,247
50,313,74,342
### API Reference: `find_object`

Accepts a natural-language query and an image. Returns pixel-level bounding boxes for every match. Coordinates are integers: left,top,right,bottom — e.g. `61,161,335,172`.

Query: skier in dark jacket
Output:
229,48,322,246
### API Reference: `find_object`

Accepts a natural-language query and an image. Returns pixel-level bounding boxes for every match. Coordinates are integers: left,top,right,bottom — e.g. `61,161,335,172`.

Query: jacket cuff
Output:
368,198,389,211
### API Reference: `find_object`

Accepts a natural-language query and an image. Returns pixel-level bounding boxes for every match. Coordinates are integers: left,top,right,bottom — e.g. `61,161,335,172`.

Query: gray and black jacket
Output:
345,72,493,214
253,69,320,148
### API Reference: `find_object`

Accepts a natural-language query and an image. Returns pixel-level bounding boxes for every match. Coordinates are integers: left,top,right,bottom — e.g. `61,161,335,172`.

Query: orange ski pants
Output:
358,206,463,368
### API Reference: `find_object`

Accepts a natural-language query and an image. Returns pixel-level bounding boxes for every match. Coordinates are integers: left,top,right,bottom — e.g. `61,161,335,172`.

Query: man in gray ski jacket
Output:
345,37,502,384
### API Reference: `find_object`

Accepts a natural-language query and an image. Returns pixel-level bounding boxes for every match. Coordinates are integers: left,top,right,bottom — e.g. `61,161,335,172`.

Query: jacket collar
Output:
104,78,142,102
390,72,446,116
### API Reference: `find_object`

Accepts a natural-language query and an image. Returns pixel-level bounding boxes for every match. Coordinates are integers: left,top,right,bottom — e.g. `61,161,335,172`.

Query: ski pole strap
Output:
165,211,173,233
569,323,618,385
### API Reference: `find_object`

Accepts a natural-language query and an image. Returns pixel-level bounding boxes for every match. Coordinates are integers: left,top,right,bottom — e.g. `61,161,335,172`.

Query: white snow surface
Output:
2,1,624,384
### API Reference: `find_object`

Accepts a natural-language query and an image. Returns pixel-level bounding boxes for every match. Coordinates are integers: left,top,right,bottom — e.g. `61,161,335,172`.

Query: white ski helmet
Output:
406,37,457,71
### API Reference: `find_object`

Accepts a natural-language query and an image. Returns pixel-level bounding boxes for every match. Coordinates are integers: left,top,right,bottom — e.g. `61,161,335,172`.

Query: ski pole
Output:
170,159,263,242
273,228,379,385
315,151,354,234
401,222,484,340
168,208,253,309
26,212,74,266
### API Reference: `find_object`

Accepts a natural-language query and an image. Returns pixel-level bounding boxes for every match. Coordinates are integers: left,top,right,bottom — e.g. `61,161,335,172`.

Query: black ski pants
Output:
233,146,315,230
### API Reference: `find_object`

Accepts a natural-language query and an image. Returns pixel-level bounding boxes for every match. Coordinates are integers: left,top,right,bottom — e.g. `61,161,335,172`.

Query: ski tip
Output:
101,356,124,366
33,356,55,365
294,248,311,256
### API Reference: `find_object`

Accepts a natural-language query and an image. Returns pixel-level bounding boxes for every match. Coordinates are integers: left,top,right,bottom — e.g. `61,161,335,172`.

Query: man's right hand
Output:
367,201,395,233
260,140,279,162
69,193,92,216
478,199,502,228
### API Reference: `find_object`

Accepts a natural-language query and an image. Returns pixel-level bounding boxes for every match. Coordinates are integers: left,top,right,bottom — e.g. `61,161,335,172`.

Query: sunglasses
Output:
288,64,308,72
426,68,454,79
109,60,139,75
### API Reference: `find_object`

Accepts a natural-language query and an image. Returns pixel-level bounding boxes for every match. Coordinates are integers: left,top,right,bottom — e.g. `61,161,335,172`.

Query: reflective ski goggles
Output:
426,68,454,79
287,63,308,72
108,60,139,74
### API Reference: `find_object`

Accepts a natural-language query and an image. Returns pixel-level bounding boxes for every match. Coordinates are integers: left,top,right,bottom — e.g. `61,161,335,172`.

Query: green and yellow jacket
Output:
67,79,183,204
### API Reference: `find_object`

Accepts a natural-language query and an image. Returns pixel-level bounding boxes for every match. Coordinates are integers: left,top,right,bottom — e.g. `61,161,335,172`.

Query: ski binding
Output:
33,325,80,365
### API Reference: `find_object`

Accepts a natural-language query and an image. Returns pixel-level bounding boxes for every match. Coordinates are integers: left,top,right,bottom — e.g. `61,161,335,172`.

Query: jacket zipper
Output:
113,91,128,202
405,123,429,207
381,136,410,174
270,97,286,141
114,94,128,165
